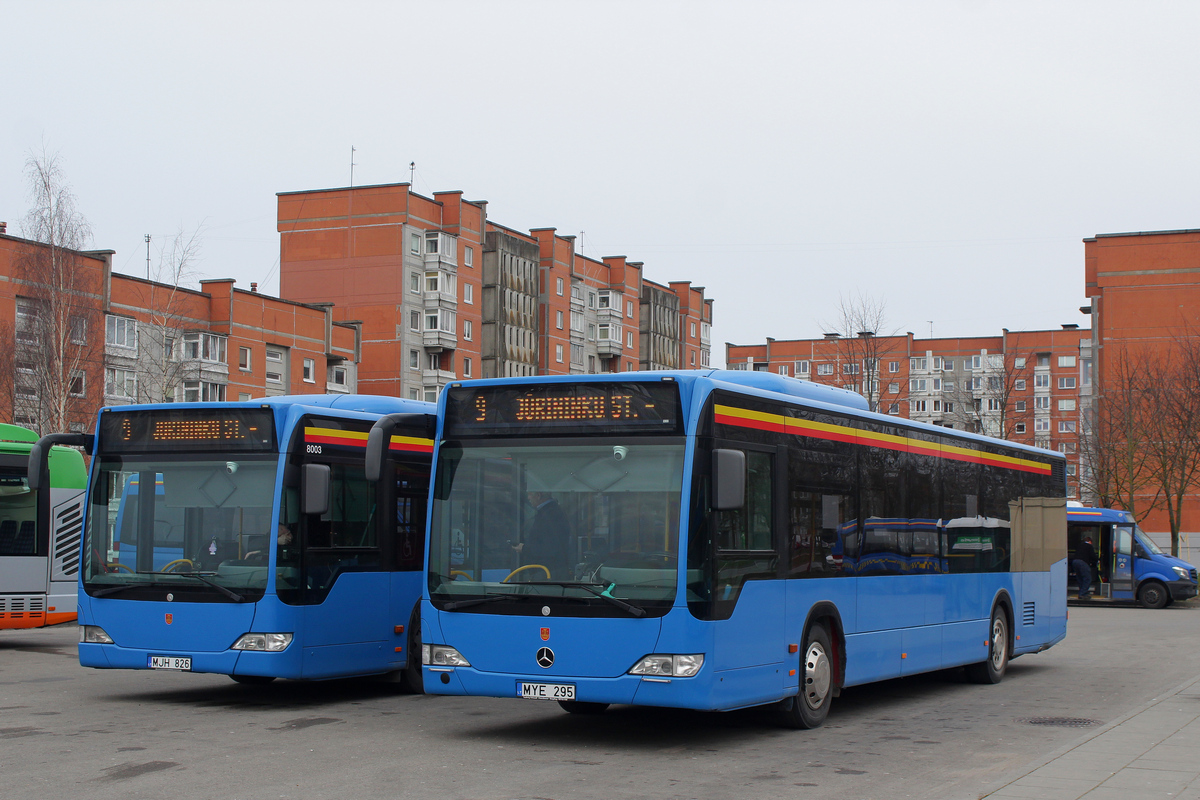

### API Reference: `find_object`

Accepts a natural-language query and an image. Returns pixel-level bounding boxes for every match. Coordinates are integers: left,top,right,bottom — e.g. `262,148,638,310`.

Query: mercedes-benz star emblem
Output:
536,647,555,669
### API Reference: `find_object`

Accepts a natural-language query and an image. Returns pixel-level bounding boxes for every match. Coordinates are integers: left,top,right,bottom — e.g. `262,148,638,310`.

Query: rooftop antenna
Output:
927,320,933,339
409,161,415,186
145,234,151,279
350,146,356,188
579,231,585,255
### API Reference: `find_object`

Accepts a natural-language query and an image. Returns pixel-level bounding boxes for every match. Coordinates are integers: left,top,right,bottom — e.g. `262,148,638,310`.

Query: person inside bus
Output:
1072,535,1098,598
246,525,292,563
513,491,570,579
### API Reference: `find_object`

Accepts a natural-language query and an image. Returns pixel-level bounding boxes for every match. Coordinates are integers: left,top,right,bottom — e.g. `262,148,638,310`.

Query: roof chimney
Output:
0,222,7,235
250,282,258,293
1061,323,1079,330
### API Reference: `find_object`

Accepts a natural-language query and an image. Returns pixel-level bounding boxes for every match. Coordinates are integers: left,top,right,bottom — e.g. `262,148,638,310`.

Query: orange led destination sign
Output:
446,382,683,436
715,404,1053,476
100,409,275,453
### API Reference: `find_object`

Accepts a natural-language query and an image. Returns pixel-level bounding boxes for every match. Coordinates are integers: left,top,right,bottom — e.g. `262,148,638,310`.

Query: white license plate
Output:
519,682,575,701
148,655,192,671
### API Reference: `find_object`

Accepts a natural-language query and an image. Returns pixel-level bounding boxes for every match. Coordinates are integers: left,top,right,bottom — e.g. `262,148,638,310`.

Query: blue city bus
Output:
1067,506,1198,608
415,371,1068,727
43,396,435,686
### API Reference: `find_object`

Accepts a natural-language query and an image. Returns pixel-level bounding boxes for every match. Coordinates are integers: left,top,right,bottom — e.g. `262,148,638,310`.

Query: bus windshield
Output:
1134,527,1165,556
429,440,685,614
0,467,36,556
84,455,279,600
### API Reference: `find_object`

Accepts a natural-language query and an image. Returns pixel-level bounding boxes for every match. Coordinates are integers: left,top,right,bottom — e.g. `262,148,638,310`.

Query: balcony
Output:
597,337,623,357
422,329,457,352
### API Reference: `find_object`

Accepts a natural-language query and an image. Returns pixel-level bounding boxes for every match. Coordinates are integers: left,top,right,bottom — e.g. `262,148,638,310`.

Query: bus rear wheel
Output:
1138,581,1169,609
777,624,834,729
558,700,609,714
230,674,276,685
966,608,1008,684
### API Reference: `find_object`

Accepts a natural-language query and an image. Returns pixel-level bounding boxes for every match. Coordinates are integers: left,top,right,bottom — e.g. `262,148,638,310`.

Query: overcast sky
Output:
5,1,1199,366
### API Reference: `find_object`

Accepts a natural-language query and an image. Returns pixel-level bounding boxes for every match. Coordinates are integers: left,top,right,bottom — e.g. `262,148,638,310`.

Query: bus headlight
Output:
79,625,114,644
230,633,293,652
423,644,470,667
629,654,705,677
1173,566,1191,581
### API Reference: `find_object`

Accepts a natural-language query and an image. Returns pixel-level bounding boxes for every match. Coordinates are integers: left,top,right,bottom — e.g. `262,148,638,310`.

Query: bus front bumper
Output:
78,642,304,679
1167,580,1198,601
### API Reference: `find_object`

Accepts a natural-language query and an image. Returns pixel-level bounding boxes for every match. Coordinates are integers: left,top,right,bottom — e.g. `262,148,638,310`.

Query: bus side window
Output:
713,450,776,618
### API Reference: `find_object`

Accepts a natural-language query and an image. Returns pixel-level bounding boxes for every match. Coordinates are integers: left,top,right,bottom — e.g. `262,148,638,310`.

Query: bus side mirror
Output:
365,413,436,483
28,432,92,492
301,463,331,516
712,449,745,511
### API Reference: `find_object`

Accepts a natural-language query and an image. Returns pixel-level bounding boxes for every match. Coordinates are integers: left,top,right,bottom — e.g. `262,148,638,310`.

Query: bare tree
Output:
125,227,205,403
13,149,102,434
821,292,902,413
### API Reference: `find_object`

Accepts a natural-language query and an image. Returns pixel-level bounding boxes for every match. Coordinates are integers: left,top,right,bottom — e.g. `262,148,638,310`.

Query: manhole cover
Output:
1022,717,1101,728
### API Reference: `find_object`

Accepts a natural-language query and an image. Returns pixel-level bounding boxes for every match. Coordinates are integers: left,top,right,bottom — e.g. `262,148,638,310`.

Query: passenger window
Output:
714,450,776,618
294,462,381,603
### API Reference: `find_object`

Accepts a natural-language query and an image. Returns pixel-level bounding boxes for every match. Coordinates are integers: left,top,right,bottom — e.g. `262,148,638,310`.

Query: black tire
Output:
776,624,834,729
401,605,424,694
558,700,609,715
965,607,1009,684
230,674,276,685
1138,581,1169,610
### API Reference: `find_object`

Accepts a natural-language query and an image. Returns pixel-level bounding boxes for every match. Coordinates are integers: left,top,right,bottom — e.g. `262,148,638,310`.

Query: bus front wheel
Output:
1138,581,1169,609
777,624,834,729
966,608,1009,684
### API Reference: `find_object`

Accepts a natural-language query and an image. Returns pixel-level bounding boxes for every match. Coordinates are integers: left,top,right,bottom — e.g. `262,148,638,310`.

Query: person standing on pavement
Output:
1072,535,1098,598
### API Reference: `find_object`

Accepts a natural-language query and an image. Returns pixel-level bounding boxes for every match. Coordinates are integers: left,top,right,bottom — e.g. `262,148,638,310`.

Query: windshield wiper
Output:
169,572,245,603
442,593,520,611
522,581,646,618
91,583,140,599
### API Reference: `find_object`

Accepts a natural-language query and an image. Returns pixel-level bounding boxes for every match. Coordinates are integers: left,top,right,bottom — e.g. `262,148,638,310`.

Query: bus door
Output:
709,442,785,702
388,456,429,671
290,423,390,679
1110,524,1135,600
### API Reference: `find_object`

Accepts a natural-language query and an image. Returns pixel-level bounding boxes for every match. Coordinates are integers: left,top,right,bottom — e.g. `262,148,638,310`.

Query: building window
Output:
303,358,315,382
888,361,899,373
556,310,563,329
932,400,941,412
889,382,899,394
331,366,346,387
971,355,982,369
987,398,1002,411
912,400,927,412
1015,379,1026,391
910,379,927,392
944,402,954,414
627,331,634,347
1059,377,1077,389
626,300,634,318
69,370,86,398
239,347,251,371
843,364,860,375
1037,354,1050,367
932,378,942,391
1066,463,1077,476
464,283,473,304
426,309,455,333
238,393,251,402
557,277,564,296
587,292,597,309
410,310,420,331
106,314,137,349
911,357,927,371
598,292,612,309
1035,373,1050,389
464,247,473,268
586,324,596,341
463,320,473,341
1059,420,1077,433
425,235,439,254
69,315,87,345
410,233,421,255
1034,418,1050,432
1015,423,1026,434
1058,355,1077,368
105,368,136,399
690,322,697,338
183,333,227,363
816,363,833,376
1082,359,1093,386
424,389,438,403
265,347,284,383
1058,399,1076,412
1034,396,1050,410
943,380,955,392
778,364,790,376
408,388,420,400
463,357,472,378
796,361,810,375
1015,400,1026,412
888,402,900,415
555,344,563,363
1058,442,1076,453
409,350,420,370
427,353,440,371
410,273,421,293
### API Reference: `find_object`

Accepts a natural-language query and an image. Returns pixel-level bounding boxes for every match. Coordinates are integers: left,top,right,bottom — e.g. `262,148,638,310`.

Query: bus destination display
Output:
446,382,683,436
99,408,276,453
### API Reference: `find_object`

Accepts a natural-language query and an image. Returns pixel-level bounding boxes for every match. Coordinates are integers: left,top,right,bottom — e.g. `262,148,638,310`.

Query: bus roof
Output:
1067,506,1136,524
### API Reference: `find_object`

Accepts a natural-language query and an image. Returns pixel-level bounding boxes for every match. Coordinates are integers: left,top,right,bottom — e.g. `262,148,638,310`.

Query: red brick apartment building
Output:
1084,228,1200,540
277,183,712,402
727,326,1089,498
0,226,359,433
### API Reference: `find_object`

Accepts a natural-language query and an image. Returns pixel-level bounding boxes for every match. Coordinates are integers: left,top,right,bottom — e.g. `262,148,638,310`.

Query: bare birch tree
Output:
821,292,901,413
13,149,102,434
